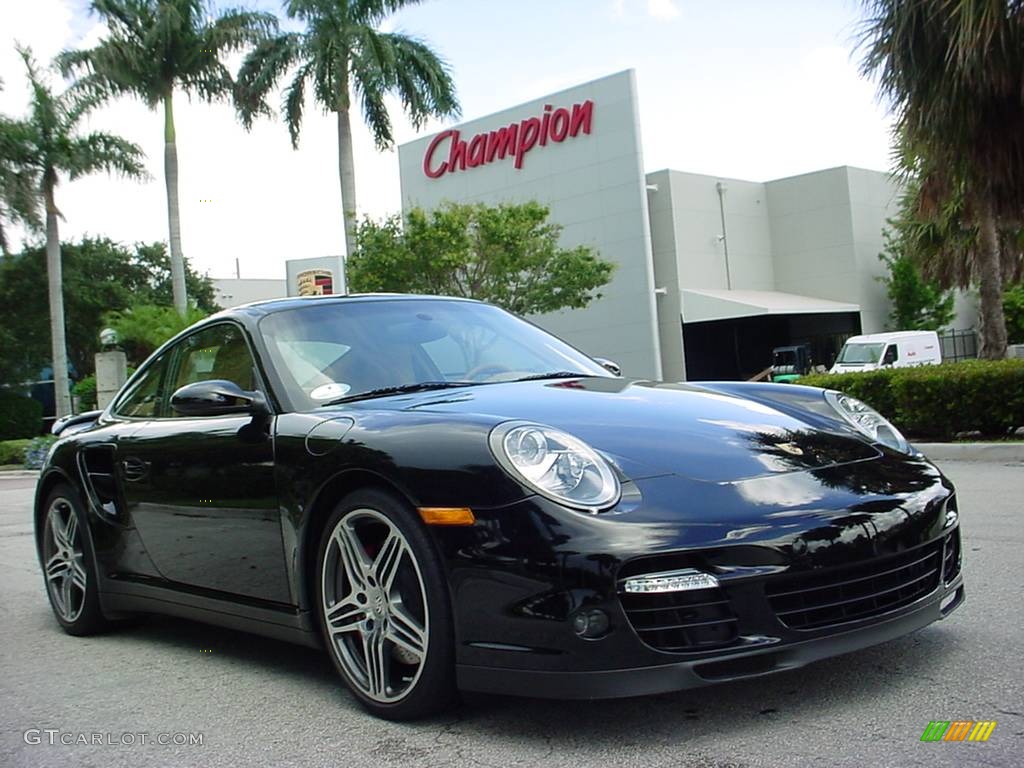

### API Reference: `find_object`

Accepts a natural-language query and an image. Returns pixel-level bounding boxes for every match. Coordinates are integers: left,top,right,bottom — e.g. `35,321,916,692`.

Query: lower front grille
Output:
621,587,738,653
766,538,944,631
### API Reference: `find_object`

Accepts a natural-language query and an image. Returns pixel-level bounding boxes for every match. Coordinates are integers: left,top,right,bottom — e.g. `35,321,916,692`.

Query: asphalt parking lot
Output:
1,459,1021,768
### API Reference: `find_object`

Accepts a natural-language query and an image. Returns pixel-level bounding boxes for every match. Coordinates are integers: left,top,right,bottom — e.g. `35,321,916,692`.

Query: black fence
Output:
938,329,978,362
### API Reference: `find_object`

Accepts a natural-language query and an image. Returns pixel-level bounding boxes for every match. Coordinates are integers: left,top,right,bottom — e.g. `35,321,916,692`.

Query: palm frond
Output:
0,114,43,240
234,33,304,128
67,131,149,181
378,31,459,126
180,60,234,103
283,63,313,148
202,8,279,53
352,73,393,149
346,0,427,26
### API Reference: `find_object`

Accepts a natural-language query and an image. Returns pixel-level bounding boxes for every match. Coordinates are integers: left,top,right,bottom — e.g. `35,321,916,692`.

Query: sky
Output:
0,0,894,280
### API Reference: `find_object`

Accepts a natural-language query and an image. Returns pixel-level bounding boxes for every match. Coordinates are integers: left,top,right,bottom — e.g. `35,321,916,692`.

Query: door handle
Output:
121,457,150,481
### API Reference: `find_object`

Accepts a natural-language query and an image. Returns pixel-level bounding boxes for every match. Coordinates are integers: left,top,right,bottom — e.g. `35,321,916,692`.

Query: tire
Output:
315,487,457,720
40,484,111,636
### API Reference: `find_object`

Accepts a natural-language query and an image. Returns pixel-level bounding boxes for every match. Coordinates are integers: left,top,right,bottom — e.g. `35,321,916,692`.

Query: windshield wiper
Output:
320,381,477,407
511,371,596,382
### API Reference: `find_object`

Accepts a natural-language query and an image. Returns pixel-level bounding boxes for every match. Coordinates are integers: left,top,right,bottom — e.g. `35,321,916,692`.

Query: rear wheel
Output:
316,488,456,720
41,485,110,635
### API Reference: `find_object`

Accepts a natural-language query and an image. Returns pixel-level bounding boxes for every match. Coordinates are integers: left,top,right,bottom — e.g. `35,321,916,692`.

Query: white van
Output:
830,331,942,373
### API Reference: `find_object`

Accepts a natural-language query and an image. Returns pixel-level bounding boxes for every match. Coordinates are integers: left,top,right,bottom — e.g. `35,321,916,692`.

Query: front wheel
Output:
316,488,456,719
40,485,111,635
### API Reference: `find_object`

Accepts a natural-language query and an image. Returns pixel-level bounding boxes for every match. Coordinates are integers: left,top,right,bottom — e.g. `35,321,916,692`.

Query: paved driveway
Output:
1,460,1021,768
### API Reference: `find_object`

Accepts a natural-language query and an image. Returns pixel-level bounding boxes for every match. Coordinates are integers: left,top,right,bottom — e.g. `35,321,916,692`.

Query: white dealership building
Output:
397,70,975,381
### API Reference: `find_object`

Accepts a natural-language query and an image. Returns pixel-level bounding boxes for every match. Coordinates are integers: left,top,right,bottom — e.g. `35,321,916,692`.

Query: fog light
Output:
571,608,610,638
940,590,961,613
622,568,720,594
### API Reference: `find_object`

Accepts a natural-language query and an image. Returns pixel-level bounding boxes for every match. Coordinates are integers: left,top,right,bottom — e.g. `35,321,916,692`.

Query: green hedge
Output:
0,438,32,465
800,360,1024,440
0,390,43,440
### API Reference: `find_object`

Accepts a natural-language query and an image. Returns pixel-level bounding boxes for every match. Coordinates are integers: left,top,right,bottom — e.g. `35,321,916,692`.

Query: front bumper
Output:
435,456,964,698
457,579,964,699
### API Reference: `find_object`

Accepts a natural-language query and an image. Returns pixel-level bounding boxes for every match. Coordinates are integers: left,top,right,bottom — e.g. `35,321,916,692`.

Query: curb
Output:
0,470,40,479
914,442,1024,462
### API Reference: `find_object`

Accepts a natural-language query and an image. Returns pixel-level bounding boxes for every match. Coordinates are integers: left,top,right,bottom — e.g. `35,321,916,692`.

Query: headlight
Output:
824,391,910,454
489,422,620,511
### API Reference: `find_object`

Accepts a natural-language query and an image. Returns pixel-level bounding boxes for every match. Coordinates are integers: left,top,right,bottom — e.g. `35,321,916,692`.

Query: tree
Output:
235,0,459,277
13,49,147,417
878,229,954,331
58,0,277,316
0,106,41,257
104,302,208,364
0,237,216,387
129,241,219,312
348,201,616,316
890,175,1023,320
859,0,1024,358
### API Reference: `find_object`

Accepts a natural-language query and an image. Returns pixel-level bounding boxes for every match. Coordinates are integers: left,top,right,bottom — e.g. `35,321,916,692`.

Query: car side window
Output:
883,345,898,365
112,351,170,418
169,324,257,401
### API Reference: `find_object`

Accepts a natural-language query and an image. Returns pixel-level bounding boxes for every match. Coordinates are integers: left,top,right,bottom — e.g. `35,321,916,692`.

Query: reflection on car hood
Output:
357,377,881,483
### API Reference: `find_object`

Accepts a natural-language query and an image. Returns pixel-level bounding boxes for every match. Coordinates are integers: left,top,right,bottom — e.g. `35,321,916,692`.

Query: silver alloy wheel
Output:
321,508,429,703
43,498,88,623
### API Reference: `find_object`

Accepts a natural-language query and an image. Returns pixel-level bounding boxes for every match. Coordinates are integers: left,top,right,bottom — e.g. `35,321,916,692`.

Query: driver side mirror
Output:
170,379,269,417
593,357,622,376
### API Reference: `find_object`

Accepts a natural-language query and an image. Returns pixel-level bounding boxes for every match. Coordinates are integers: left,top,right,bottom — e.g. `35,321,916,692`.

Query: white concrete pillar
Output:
95,350,128,410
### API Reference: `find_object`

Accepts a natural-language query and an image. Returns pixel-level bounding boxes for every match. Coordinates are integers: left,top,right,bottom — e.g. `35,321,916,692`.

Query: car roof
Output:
844,331,937,344
240,293,479,313
207,293,482,322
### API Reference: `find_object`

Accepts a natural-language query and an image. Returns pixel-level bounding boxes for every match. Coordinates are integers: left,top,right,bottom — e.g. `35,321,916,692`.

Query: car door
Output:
116,322,290,604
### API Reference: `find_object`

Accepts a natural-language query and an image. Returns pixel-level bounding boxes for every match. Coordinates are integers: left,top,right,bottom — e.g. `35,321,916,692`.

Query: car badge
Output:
775,442,804,456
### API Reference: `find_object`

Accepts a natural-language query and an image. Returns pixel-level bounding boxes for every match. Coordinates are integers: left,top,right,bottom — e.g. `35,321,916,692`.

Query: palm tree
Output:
57,0,277,316
234,0,459,280
859,0,1024,359
15,47,147,418
891,172,1023,298
0,81,42,257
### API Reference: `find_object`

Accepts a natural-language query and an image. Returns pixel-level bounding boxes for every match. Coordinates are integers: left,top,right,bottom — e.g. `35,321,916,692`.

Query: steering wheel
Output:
463,363,513,381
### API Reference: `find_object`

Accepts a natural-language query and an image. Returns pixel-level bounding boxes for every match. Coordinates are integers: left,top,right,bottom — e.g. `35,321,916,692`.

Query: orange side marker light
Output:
417,507,476,526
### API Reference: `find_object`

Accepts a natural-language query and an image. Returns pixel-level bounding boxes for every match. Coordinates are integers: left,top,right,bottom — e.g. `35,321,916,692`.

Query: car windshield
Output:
836,342,885,364
259,298,611,410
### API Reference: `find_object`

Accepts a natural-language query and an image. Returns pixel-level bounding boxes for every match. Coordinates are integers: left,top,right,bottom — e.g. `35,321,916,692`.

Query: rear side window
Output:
112,352,170,418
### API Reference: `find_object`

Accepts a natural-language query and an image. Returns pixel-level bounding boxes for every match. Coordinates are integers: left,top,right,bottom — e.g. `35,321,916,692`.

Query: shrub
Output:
0,439,32,466
24,435,58,469
800,360,1024,440
74,375,98,410
0,390,43,440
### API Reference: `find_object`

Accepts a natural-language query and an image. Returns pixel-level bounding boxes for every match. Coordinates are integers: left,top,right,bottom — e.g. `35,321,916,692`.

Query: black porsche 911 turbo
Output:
35,294,964,719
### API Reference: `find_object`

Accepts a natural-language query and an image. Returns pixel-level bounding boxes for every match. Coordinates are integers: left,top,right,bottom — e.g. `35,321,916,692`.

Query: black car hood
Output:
344,377,880,483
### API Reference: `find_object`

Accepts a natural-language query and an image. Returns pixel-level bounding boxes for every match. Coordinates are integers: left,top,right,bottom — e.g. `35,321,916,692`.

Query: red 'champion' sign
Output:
422,99,594,179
